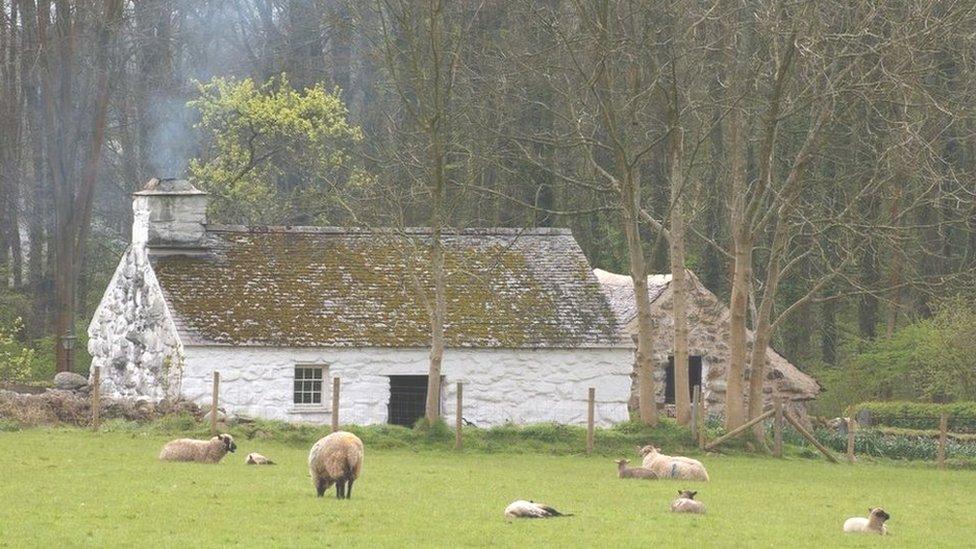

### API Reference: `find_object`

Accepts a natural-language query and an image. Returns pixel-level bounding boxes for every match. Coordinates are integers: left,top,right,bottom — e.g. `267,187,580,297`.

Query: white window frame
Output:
292,365,328,411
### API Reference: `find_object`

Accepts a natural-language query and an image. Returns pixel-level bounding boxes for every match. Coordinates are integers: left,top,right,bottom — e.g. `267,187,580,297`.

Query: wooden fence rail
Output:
210,371,220,436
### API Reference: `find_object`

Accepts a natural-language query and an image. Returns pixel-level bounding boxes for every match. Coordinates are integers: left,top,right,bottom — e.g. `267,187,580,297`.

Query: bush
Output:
856,401,976,433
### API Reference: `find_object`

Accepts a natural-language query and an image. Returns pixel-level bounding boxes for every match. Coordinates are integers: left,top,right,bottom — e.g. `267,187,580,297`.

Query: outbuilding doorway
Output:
665,356,703,404
388,375,430,427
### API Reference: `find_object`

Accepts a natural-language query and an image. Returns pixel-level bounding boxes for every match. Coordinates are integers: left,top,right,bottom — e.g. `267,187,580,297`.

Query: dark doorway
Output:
388,375,430,427
665,356,703,404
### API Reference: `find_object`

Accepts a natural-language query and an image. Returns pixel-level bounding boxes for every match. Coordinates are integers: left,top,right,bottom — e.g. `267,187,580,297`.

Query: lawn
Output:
1,429,974,548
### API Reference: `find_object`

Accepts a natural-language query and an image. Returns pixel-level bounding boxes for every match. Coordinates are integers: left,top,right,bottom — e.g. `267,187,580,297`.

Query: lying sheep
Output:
159,434,237,463
843,508,890,535
245,452,275,465
308,431,364,499
638,445,709,481
504,500,572,519
615,459,658,479
670,490,706,514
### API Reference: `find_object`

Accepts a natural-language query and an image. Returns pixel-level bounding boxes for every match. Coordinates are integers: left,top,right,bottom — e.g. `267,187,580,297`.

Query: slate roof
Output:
151,226,624,348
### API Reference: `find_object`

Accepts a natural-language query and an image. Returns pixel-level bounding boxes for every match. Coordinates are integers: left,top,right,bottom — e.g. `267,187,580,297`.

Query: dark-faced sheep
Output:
245,452,275,465
615,459,658,479
159,434,236,463
843,507,890,535
504,500,572,519
638,445,709,481
308,431,364,499
670,490,706,514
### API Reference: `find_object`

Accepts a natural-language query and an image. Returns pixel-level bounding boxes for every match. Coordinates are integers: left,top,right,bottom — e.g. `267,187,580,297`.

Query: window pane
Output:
294,391,301,403
312,381,322,393
311,368,322,380
312,393,321,404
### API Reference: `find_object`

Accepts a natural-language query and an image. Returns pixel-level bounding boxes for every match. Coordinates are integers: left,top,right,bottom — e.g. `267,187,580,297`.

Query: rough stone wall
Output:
86,244,184,400
180,346,632,427
633,277,811,418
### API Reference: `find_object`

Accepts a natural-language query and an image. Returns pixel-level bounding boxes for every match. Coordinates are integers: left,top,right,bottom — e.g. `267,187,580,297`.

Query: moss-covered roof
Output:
151,226,623,348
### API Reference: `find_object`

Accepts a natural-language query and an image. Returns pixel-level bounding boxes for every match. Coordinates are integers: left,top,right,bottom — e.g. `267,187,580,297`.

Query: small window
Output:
294,366,325,406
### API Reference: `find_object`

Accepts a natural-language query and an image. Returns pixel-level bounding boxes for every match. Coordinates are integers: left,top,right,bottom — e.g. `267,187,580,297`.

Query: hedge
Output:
855,401,976,434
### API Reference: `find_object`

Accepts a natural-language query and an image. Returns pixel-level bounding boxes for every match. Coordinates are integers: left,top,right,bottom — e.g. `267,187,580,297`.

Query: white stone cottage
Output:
595,269,820,418
87,179,633,427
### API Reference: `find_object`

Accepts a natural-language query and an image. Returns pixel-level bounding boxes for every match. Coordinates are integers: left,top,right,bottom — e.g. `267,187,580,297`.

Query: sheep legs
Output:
336,480,347,500
346,479,354,500
315,477,329,498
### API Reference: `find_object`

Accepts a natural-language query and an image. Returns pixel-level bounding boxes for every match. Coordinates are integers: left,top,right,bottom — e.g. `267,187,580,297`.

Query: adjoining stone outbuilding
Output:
87,179,633,427
594,269,820,419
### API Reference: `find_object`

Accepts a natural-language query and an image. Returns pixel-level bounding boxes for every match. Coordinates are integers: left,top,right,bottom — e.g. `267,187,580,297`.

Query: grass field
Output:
1,429,974,548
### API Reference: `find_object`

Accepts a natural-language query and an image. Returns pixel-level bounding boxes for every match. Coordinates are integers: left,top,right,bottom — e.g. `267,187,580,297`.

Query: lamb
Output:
614,459,658,479
638,445,709,481
843,508,890,535
308,431,364,499
245,452,275,465
670,490,706,514
504,500,572,519
159,434,237,463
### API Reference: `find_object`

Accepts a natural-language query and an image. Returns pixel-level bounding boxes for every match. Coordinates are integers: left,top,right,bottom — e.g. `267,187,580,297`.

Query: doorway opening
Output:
665,356,703,404
388,375,430,427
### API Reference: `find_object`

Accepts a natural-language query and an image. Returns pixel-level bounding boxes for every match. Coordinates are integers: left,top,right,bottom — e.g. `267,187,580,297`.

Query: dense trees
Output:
1,1,975,426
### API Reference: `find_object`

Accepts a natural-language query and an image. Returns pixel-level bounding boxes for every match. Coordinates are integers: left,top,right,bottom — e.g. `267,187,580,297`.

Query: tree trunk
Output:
622,169,658,426
669,127,690,425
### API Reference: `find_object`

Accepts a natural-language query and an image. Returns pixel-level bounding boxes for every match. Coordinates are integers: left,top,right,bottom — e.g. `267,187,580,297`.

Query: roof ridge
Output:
205,225,573,236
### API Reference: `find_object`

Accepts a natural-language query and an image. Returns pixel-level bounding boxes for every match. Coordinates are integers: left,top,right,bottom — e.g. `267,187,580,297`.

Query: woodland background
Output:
1,1,975,417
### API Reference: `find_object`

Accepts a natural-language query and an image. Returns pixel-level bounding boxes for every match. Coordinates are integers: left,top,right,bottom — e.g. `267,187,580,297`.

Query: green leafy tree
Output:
188,75,364,224
0,318,35,382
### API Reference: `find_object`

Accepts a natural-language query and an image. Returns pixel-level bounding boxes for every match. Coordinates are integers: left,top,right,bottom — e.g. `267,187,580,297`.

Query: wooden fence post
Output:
698,393,706,449
586,387,595,455
704,409,775,451
773,397,783,458
784,410,840,463
846,417,857,464
210,371,219,435
690,385,700,442
91,366,101,431
938,412,947,470
455,382,463,451
331,377,341,433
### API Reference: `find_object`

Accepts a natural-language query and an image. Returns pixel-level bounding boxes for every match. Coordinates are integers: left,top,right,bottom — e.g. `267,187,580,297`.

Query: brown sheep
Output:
159,434,237,463
615,459,659,479
308,431,364,499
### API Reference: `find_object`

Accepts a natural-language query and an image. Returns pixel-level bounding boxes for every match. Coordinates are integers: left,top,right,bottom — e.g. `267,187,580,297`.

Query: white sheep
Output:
245,452,275,465
638,445,709,481
843,508,890,535
670,490,706,514
308,431,364,499
159,434,237,463
504,500,571,519
615,459,658,480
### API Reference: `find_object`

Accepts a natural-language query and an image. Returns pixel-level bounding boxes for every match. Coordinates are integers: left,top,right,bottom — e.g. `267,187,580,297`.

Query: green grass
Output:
2,430,975,547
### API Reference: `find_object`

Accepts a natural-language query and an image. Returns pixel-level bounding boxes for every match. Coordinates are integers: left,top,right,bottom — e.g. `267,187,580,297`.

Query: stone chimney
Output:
132,178,208,251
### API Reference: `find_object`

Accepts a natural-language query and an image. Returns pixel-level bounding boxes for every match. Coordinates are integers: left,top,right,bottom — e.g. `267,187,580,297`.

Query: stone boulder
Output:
54,372,89,391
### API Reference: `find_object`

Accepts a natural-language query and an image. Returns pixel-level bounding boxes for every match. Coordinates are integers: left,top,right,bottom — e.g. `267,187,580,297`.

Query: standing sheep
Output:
308,431,364,499
843,508,890,535
159,434,237,463
638,446,709,481
670,490,706,514
614,459,658,480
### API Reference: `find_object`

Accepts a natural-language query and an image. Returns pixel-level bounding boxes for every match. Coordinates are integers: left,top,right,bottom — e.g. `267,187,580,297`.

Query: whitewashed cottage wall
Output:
180,346,632,427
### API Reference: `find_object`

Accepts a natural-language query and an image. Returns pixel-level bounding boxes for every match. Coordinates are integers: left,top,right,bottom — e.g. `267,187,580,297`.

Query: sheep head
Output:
217,434,237,453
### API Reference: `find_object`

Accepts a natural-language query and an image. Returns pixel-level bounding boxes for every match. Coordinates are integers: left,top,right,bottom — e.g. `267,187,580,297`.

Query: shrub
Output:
0,318,34,382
